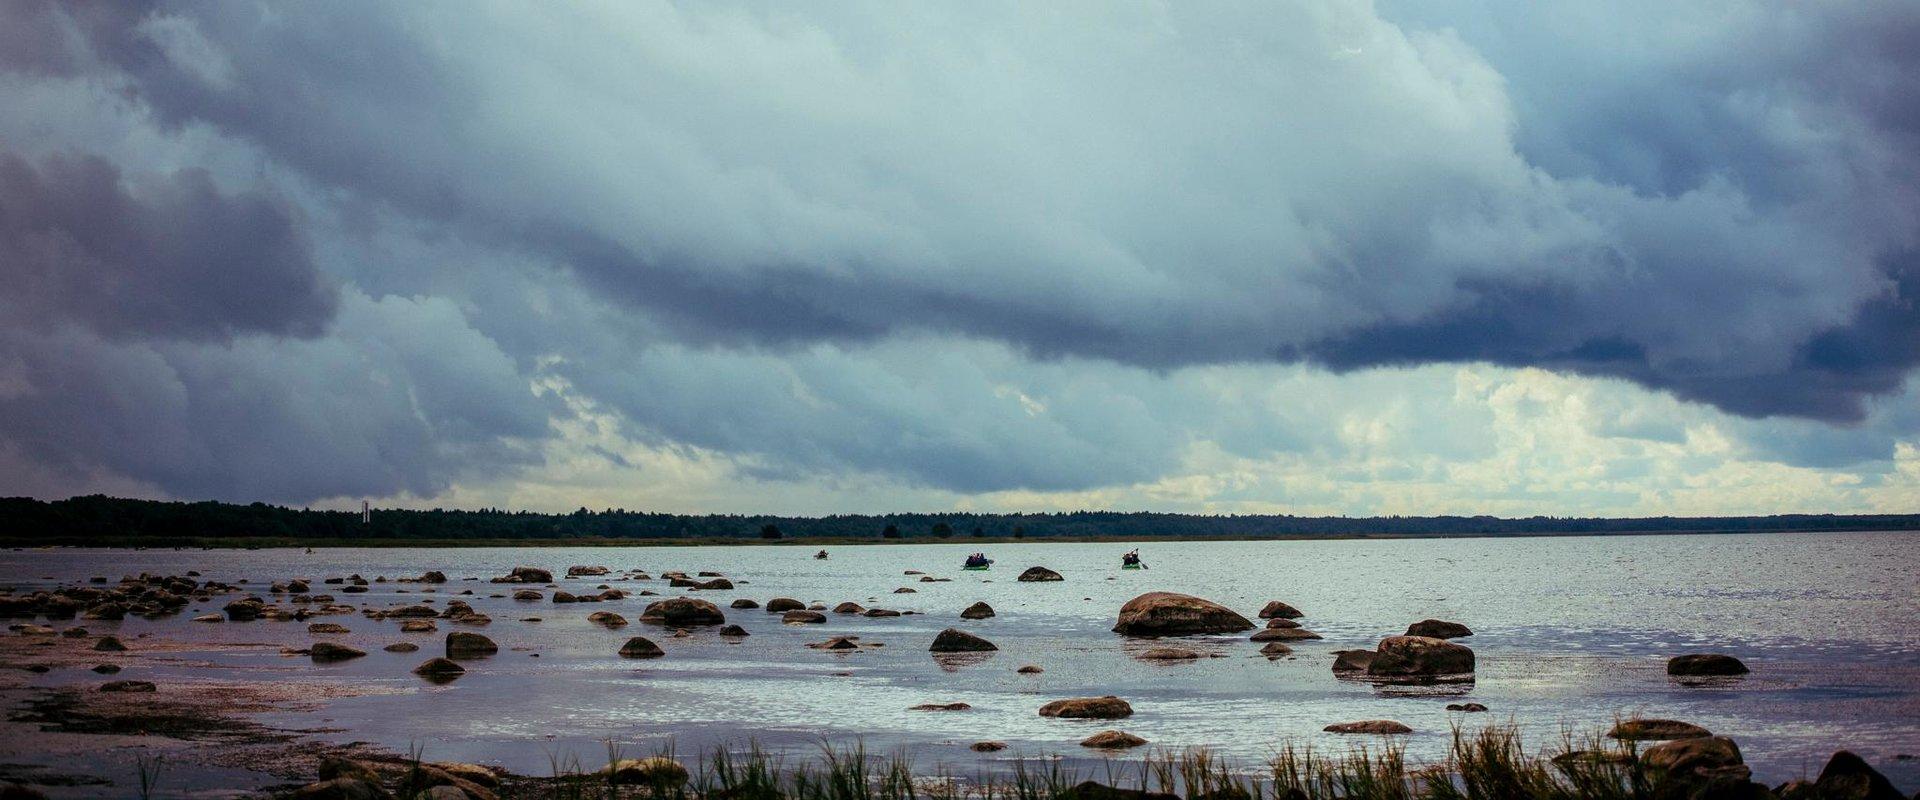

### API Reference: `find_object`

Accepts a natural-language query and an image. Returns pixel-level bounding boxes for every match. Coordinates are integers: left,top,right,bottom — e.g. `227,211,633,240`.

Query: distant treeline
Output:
1,495,1915,546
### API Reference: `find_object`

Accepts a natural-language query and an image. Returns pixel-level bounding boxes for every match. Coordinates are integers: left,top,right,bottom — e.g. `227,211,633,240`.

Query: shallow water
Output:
4,532,1918,792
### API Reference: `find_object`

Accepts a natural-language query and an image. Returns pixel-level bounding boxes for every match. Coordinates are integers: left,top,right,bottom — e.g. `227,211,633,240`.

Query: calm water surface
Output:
3,533,1916,792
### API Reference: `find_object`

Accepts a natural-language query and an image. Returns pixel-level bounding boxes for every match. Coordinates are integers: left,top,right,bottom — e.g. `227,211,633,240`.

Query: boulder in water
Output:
1081,730,1148,749
1136,647,1200,660
1667,654,1749,677
640,597,725,627
930,628,997,652
1325,720,1412,734
1405,619,1473,639
961,601,995,619
1365,636,1474,680
310,642,367,662
1112,592,1253,636
1017,566,1063,582
414,657,466,680
1258,600,1303,619
1038,696,1133,719
765,598,806,613
731,598,761,609
619,636,665,658
445,631,498,659
1251,627,1322,642
1608,719,1712,741
781,610,827,624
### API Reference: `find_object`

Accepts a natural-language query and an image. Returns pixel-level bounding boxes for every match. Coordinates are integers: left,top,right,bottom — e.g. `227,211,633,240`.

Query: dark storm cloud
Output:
27,1,1904,424
2,1,1916,506
0,150,336,341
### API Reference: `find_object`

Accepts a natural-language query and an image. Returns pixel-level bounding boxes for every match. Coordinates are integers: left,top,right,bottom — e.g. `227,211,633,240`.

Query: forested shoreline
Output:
1,495,1913,546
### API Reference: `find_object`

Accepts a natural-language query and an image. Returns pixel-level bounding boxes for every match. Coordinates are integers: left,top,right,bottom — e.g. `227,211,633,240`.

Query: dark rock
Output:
961,601,995,619
1081,730,1148,749
512,590,542,601
91,663,120,674
91,635,127,652
1609,719,1712,740
1137,647,1201,660
719,624,749,637
599,757,689,787
567,566,610,577
1324,720,1412,734
508,567,553,583
863,608,901,617
1258,601,1304,619
730,599,760,609
99,680,156,692
1260,641,1293,657
929,628,997,652
781,610,827,624
286,777,388,800
1365,636,1474,680
445,631,498,659
1113,592,1253,636
1405,619,1473,639
385,642,420,653
588,611,628,628
1811,751,1906,800
1251,627,1322,642
310,642,367,662
619,636,665,658
1038,696,1133,719
833,602,865,614
910,702,972,711
1055,781,1177,800
640,597,726,626
413,657,466,680
1017,566,1064,582
971,741,1008,752
1668,654,1750,677
1446,703,1488,712
765,598,806,613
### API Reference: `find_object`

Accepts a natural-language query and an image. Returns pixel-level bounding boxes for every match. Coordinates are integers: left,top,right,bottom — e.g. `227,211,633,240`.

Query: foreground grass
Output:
479,726,1666,800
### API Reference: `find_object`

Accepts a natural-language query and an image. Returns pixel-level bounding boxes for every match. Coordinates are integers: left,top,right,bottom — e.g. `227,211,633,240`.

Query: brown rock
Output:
640,597,725,626
1366,636,1474,680
961,601,995,619
833,602,865,614
588,611,628,628
1250,627,1322,642
1017,566,1064,582
910,702,972,711
971,741,1008,753
310,642,367,662
385,642,420,653
1082,730,1149,749
765,598,806,613
414,657,466,679
1113,592,1253,636
600,757,689,787
1258,600,1304,619
1038,696,1133,719
99,680,156,692
782,610,827,624
1324,720,1412,734
1137,647,1201,660
731,598,760,609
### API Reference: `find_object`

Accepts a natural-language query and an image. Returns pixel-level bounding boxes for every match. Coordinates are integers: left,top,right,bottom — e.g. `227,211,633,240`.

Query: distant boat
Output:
963,553,993,570
814,549,829,560
1121,549,1146,569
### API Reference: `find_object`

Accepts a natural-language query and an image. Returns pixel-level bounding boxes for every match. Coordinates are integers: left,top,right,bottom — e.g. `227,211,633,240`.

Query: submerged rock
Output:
1081,730,1148,749
910,702,972,711
1038,696,1132,719
719,624,749,637
781,610,827,624
1136,647,1201,660
1325,720,1412,734
588,611,628,628
414,657,466,680
99,680,156,693
1112,592,1253,636
1608,719,1712,741
385,642,420,653
310,642,367,662
1250,627,1322,642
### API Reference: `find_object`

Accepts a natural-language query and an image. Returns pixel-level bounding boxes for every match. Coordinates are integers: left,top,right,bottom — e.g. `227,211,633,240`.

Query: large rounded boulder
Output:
640,597,726,627
1038,696,1133,719
1017,566,1064,582
1112,592,1253,636
1405,619,1472,639
445,631,498,659
1365,636,1474,680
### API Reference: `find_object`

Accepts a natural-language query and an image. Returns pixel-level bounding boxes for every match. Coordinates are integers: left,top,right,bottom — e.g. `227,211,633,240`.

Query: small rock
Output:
600,757,688,787
730,599,760,609
1608,719,1712,741
385,642,421,653
1251,627,1322,642
1017,566,1064,582
92,635,127,652
588,611,628,628
782,610,827,624
1446,702,1488,712
961,601,995,619
1667,654,1750,677
910,702,972,711
445,631,499,659
971,741,1008,752
1258,600,1304,619
91,663,120,674
310,642,367,662
307,623,350,634
414,657,466,680
619,636,665,658
929,628,997,652
99,680,156,693
1324,720,1412,734
1017,664,1044,674
719,624,749,637
1136,647,1200,660
1081,730,1148,749
765,598,806,612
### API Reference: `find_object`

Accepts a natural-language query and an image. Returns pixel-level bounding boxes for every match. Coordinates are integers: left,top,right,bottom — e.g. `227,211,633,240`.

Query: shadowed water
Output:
3,532,1916,792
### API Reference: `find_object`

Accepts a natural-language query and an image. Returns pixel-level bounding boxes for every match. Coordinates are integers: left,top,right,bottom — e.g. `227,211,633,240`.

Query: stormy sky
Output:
2,1,1916,516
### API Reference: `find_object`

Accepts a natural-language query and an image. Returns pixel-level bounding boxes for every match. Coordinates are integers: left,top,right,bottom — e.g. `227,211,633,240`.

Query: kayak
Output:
962,564,992,570
1121,563,1144,570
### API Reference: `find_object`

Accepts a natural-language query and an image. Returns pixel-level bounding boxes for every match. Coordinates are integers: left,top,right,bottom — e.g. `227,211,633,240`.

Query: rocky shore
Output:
0,560,1911,799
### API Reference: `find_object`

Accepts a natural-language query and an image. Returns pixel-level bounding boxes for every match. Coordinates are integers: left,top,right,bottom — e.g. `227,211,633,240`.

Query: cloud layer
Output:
1,1,1915,513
